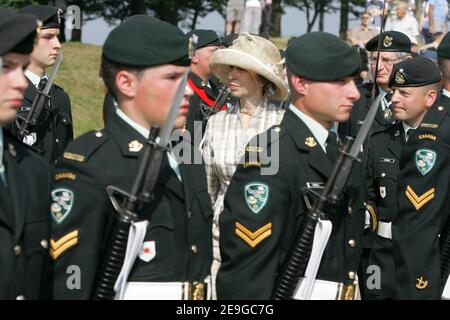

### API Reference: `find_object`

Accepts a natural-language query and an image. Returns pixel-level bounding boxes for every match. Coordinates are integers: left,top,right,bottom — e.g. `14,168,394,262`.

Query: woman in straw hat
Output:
201,32,288,298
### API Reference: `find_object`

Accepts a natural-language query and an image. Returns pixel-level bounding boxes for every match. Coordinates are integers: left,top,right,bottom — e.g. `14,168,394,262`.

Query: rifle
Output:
271,0,387,300
16,51,63,140
91,71,189,300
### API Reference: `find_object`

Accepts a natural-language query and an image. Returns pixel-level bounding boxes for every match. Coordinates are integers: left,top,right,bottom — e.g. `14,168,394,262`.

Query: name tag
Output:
306,182,325,189
356,120,364,125
380,158,395,163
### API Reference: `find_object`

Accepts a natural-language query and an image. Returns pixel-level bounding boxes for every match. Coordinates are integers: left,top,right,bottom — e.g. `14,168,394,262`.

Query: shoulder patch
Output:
244,182,269,214
54,172,77,181
51,188,74,224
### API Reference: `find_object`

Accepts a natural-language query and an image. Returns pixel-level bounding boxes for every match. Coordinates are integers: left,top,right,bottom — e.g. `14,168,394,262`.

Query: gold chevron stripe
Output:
50,230,79,250
235,222,272,248
405,186,435,210
50,238,78,260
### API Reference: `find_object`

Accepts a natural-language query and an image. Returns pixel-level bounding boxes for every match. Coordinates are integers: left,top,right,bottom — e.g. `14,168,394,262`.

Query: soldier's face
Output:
31,28,61,69
370,51,401,88
391,86,437,127
0,53,30,125
301,76,360,129
133,64,192,129
227,66,261,99
193,45,220,78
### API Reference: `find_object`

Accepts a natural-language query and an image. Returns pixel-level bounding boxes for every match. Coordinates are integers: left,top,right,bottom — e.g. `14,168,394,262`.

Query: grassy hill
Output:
57,42,104,137
57,38,289,137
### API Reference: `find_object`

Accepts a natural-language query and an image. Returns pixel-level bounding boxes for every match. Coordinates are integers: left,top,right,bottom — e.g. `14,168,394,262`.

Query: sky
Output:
77,6,365,46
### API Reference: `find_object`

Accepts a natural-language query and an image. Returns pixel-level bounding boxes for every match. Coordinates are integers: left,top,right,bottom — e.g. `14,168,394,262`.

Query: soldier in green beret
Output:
184,29,230,143
365,57,442,299
338,31,412,297
0,6,52,300
5,5,74,164
216,32,365,299
50,15,213,300
388,57,450,299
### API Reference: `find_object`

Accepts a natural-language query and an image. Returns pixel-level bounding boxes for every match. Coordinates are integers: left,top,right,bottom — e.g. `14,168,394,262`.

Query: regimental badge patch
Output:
51,188,74,224
128,140,143,152
305,137,317,148
139,241,156,263
244,182,269,214
415,149,436,176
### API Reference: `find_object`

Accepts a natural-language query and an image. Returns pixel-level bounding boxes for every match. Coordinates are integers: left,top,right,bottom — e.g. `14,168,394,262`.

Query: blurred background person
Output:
225,0,245,35
422,0,448,44
241,0,264,34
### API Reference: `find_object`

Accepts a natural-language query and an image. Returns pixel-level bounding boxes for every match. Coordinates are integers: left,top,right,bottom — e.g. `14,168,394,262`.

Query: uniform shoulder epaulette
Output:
62,129,109,163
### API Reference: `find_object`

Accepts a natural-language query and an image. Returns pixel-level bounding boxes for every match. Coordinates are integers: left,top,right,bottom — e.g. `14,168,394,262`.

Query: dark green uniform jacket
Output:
392,103,450,299
51,110,213,299
0,130,51,300
8,78,73,164
365,122,404,299
217,109,365,299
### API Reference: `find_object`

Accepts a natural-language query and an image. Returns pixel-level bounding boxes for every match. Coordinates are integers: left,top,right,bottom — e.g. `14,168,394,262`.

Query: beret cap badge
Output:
383,36,393,48
395,69,406,84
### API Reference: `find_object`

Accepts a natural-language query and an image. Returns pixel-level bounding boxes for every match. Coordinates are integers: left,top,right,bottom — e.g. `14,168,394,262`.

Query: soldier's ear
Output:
115,70,137,98
290,73,308,95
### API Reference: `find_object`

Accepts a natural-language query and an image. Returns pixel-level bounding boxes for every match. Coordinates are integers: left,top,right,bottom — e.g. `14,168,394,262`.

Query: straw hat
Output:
209,33,289,101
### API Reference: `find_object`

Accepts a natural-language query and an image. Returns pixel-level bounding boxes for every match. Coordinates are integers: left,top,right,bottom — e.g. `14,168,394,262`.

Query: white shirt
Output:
25,69,45,88
115,107,182,181
289,104,330,153
246,0,262,7
443,89,450,98
385,14,420,44
402,121,417,142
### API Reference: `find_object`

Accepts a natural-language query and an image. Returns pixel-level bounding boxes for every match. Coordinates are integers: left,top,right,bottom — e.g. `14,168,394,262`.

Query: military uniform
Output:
217,32,365,300
365,122,404,299
50,15,213,299
51,111,213,299
8,78,73,163
9,5,74,164
184,29,231,141
0,7,52,299
381,57,448,299
185,72,228,139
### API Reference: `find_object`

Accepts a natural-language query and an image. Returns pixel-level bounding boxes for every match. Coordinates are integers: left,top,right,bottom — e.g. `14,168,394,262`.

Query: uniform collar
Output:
442,88,450,98
289,104,330,153
25,69,44,88
115,107,149,139
402,121,417,142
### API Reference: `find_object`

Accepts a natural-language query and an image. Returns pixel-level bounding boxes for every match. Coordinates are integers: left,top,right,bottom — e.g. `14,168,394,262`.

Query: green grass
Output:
57,38,289,137
57,42,104,137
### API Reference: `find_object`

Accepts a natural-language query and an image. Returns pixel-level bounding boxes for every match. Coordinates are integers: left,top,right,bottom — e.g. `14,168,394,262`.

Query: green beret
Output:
389,57,441,88
19,5,61,29
437,32,450,58
103,15,190,68
0,6,37,56
365,31,411,52
186,29,222,50
286,32,361,81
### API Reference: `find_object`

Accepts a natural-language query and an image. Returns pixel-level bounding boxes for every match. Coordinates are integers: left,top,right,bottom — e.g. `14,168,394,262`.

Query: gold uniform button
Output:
274,127,281,133
347,207,352,214
40,239,49,249
348,239,356,248
191,245,198,254
95,131,103,138
14,245,22,256
16,295,25,300
381,173,386,178
438,106,444,111
348,271,356,280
